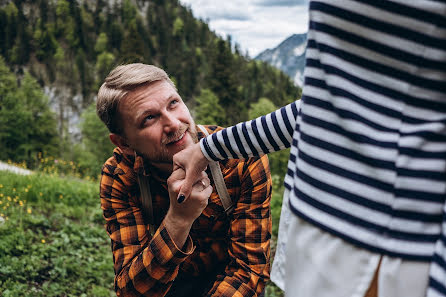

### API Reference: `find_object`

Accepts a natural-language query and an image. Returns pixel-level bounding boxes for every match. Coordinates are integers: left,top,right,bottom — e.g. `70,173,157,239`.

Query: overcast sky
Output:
179,0,309,57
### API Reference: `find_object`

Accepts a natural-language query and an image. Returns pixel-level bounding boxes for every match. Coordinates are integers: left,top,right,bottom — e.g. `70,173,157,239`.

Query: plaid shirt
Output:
100,125,272,297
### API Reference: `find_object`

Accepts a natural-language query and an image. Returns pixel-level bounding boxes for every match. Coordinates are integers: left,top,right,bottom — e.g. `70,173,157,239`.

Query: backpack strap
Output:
197,125,234,215
137,172,155,236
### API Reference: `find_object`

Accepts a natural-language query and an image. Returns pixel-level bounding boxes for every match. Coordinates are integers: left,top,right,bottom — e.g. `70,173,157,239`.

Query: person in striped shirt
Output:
97,64,272,297
173,1,446,297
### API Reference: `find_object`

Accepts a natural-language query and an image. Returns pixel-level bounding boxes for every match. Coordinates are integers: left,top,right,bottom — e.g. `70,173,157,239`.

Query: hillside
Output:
0,0,300,132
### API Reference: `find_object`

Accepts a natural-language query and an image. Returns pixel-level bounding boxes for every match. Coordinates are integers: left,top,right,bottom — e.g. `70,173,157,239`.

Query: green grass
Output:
0,170,285,297
0,171,114,297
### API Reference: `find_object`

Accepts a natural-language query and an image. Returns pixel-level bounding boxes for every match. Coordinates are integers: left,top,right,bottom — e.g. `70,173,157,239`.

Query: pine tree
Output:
193,89,226,126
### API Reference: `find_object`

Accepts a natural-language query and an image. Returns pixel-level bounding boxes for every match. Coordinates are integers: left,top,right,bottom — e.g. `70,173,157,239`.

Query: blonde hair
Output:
96,63,176,134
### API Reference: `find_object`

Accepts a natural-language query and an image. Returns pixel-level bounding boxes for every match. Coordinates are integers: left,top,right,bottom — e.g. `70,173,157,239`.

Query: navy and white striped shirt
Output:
199,1,446,296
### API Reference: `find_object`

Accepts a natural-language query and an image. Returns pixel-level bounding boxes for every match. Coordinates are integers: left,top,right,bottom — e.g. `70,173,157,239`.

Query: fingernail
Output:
177,194,185,204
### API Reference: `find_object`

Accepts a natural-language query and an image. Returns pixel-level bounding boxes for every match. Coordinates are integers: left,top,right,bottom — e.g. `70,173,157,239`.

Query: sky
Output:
179,0,309,58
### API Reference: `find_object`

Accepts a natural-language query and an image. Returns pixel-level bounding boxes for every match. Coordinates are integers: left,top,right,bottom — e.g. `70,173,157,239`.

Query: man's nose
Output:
162,112,180,133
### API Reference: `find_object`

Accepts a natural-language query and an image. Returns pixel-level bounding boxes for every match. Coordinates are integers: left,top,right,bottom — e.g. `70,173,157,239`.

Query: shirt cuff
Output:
150,221,195,268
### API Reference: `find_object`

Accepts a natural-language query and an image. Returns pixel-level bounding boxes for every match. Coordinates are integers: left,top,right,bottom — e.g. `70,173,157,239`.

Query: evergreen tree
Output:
120,19,146,63
0,10,8,58
208,39,242,125
0,58,58,163
0,0,301,172
74,102,114,177
248,97,277,119
193,89,226,126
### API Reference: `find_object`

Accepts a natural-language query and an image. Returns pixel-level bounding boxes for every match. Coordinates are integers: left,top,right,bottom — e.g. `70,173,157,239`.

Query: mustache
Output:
162,125,188,145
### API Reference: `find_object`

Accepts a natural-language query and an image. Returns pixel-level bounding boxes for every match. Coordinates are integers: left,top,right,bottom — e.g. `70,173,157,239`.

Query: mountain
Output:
255,33,307,87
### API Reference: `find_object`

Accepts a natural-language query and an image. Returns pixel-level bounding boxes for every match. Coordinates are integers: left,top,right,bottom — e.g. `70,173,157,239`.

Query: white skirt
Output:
271,194,430,297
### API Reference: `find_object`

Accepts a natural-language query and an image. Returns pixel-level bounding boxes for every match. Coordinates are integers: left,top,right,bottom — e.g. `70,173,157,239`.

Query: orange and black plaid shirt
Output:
100,125,272,297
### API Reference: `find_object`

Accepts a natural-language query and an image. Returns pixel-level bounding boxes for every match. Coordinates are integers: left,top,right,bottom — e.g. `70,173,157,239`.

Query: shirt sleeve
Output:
427,201,446,297
200,100,300,161
206,155,272,297
100,161,195,297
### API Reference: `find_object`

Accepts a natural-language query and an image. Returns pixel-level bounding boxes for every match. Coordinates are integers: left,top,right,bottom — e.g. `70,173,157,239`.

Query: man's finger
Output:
177,167,204,203
177,176,194,203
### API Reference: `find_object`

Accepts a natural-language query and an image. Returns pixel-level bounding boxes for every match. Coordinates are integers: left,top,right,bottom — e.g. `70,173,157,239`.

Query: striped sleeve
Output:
200,101,300,161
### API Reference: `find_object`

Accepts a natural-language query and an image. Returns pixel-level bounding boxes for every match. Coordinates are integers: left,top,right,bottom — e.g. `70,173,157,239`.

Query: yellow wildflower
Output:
41,239,46,243
27,208,32,214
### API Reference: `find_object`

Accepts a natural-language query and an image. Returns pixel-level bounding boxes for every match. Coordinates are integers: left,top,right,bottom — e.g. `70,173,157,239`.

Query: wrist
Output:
163,211,193,248
165,211,193,230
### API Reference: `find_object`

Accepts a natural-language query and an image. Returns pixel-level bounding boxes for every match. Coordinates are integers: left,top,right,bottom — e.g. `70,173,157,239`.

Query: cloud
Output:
180,0,309,57
182,0,252,21
254,0,308,6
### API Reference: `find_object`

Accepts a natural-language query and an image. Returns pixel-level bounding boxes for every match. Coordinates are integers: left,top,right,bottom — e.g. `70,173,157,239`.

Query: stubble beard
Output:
143,122,198,164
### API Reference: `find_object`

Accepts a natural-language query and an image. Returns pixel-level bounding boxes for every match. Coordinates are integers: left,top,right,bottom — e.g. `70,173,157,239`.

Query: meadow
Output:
0,163,284,297
0,170,115,296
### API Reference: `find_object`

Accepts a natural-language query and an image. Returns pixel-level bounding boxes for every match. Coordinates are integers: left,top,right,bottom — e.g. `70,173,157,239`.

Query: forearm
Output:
114,221,194,297
201,101,300,161
163,211,193,251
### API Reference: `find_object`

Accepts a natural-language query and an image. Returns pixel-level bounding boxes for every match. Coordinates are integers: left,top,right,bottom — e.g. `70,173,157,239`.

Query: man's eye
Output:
145,115,154,122
170,99,178,105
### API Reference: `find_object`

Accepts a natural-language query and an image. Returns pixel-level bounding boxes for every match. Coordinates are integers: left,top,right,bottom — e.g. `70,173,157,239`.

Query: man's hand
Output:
163,167,212,248
173,143,210,202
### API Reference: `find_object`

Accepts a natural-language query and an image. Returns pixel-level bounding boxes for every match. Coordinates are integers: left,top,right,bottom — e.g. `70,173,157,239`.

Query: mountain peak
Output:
255,33,307,87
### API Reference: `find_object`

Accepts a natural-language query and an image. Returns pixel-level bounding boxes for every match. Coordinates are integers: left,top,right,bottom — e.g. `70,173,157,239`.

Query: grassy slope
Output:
0,171,114,297
0,171,284,297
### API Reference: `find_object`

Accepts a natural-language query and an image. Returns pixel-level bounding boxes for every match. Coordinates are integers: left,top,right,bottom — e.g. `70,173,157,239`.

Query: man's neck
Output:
147,161,173,180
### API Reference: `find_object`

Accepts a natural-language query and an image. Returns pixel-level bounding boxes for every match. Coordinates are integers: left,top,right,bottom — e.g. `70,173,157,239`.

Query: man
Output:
96,63,272,297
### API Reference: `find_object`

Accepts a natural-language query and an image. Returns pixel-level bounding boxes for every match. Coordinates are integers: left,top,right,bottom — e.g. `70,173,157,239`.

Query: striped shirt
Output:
199,1,446,296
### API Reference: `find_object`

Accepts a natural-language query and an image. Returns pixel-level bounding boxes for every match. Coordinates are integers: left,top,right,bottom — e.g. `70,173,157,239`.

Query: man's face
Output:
118,80,197,164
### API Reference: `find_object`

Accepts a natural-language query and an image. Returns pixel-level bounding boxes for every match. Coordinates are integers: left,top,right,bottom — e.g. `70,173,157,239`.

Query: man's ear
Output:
110,133,134,155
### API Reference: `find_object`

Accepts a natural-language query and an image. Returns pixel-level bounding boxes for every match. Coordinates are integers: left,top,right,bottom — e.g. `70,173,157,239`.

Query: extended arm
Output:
202,101,299,160
174,100,300,199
